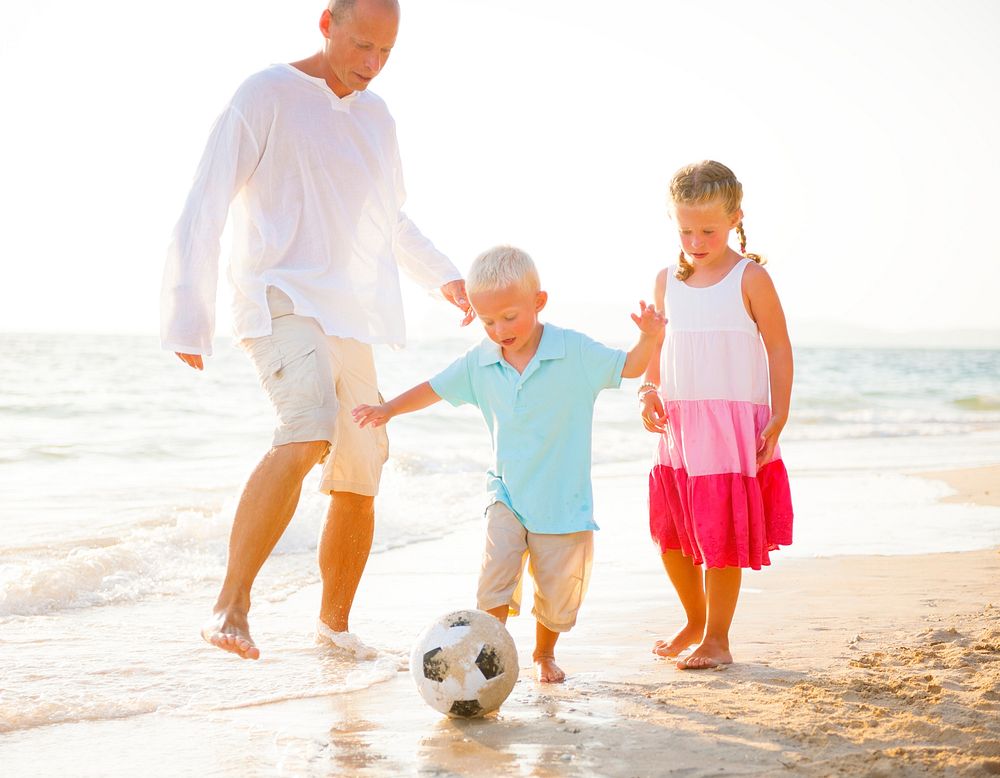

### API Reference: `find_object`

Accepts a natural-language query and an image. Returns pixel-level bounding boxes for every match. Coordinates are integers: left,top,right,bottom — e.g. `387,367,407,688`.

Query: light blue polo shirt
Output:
429,323,627,534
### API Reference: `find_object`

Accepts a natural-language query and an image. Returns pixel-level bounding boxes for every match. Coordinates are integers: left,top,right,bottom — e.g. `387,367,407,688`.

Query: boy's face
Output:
470,284,548,357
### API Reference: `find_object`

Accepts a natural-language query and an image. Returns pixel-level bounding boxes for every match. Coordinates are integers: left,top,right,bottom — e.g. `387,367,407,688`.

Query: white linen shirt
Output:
161,64,460,355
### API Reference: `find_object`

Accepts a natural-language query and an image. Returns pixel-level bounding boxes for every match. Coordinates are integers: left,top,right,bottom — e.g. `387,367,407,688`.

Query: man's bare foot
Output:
201,609,260,660
652,624,705,658
676,638,732,670
315,619,378,660
533,654,565,683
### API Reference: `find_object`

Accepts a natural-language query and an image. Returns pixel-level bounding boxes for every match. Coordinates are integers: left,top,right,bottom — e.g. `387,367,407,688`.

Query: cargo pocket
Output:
261,347,323,424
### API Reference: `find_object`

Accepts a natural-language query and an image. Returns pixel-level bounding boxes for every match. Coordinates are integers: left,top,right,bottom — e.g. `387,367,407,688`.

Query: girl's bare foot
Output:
652,624,705,658
533,654,566,683
676,637,732,670
201,609,260,660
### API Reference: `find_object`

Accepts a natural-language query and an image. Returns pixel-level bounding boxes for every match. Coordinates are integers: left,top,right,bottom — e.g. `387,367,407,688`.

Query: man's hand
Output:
175,353,205,370
630,300,666,336
441,279,475,326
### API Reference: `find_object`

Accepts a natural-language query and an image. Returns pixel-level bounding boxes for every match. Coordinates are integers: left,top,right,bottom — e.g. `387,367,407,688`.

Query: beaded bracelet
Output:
637,381,659,400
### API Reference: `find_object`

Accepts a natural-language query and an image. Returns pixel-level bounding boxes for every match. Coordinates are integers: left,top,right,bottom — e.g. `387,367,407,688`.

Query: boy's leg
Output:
204,439,328,659
653,549,706,658
677,566,740,670
533,622,564,683
486,605,509,624
526,529,594,684
477,503,529,624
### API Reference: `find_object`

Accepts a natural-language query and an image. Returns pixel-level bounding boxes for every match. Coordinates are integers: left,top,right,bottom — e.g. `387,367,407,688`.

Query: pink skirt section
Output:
649,460,793,569
655,399,777,477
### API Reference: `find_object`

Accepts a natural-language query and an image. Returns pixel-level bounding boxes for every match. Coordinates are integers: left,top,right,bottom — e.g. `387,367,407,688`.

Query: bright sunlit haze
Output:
2,1,998,346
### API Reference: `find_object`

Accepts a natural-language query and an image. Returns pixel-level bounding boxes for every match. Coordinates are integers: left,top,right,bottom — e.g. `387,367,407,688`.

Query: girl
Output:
639,160,794,670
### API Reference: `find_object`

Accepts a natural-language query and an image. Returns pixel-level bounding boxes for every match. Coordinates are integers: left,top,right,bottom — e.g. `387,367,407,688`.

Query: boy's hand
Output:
630,300,666,336
352,403,393,429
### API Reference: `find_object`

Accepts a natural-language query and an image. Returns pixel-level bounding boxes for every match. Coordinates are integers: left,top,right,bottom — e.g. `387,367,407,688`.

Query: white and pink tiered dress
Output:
649,258,793,570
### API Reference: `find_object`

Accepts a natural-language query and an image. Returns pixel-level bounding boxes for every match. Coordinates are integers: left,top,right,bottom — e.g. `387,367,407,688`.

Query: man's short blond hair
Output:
467,245,540,295
328,0,399,23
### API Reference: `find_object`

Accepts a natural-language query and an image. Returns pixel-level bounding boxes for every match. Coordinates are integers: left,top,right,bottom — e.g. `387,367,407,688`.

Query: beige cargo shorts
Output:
476,501,594,633
240,287,389,496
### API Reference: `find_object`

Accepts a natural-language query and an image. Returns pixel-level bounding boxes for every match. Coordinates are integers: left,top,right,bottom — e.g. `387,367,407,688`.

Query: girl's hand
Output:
630,300,666,336
640,391,668,434
756,415,786,468
352,403,393,429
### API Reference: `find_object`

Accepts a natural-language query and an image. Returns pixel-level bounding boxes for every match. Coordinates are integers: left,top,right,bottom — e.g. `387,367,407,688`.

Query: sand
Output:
3,466,998,776
919,465,1000,508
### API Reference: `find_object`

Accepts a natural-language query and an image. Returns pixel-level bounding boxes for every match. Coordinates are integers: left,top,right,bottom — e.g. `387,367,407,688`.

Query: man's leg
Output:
317,491,375,633
202,439,328,660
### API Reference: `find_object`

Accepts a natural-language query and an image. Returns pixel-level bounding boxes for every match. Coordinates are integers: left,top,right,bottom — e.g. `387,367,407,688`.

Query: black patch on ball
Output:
449,699,483,718
423,647,448,682
475,645,503,680
448,614,471,627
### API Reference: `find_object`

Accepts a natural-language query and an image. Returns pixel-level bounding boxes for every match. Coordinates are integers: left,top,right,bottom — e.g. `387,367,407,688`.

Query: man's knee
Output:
272,439,329,471
331,490,375,515
330,491,375,510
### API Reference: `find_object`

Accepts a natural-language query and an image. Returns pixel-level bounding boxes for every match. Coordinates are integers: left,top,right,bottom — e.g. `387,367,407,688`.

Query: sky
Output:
1,1,998,345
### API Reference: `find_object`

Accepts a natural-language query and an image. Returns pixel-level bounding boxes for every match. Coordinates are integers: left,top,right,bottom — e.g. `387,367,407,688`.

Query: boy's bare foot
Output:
676,638,732,670
652,624,705,658
201,609,260,660
533,654,565,684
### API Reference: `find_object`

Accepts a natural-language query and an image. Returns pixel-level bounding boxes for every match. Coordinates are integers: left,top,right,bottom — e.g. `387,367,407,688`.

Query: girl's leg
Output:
653,549,707,657
678,565,741,669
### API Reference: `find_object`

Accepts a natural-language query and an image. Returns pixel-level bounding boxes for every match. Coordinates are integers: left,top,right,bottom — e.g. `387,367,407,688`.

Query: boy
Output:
352,245,664,682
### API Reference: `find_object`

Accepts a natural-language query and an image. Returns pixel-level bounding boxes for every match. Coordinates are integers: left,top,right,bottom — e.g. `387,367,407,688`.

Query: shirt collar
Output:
476,323,566,367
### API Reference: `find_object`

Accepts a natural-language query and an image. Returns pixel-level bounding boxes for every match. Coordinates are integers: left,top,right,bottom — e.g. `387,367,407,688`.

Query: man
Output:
161,0,470,660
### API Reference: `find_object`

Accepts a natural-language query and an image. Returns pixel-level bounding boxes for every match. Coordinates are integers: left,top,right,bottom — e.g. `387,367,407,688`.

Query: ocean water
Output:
1,333,999,740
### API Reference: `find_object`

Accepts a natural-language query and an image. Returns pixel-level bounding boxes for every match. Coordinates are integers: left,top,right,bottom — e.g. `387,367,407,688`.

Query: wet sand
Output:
3,467,999,776
919,464,1000,508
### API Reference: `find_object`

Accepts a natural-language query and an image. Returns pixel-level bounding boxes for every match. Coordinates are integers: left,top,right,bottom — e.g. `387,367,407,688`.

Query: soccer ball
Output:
410,609,519,718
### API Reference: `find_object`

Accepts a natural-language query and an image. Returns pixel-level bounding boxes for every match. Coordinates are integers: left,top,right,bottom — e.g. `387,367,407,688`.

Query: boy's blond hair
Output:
467,245,541,295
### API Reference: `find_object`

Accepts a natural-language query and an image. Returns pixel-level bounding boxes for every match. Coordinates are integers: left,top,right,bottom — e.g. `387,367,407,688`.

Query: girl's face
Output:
671,201,741,267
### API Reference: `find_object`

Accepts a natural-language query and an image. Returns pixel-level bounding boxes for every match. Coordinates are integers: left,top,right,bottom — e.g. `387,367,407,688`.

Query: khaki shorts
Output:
240,287,389,497
476,501,594,633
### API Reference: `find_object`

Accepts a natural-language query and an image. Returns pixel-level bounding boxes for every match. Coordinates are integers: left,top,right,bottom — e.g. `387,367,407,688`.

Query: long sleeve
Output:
160,105,263,355
389,131,461,292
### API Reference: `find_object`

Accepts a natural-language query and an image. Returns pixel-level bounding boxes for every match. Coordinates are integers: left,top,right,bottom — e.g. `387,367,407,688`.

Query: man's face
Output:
320,1,399,97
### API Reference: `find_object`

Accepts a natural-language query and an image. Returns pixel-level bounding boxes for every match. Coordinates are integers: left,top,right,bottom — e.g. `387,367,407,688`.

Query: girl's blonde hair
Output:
668,160,765,281
467,245,540,295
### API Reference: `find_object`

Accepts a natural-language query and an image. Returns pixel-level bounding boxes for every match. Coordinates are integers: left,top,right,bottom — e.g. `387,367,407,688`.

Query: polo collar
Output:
477,323,566,367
